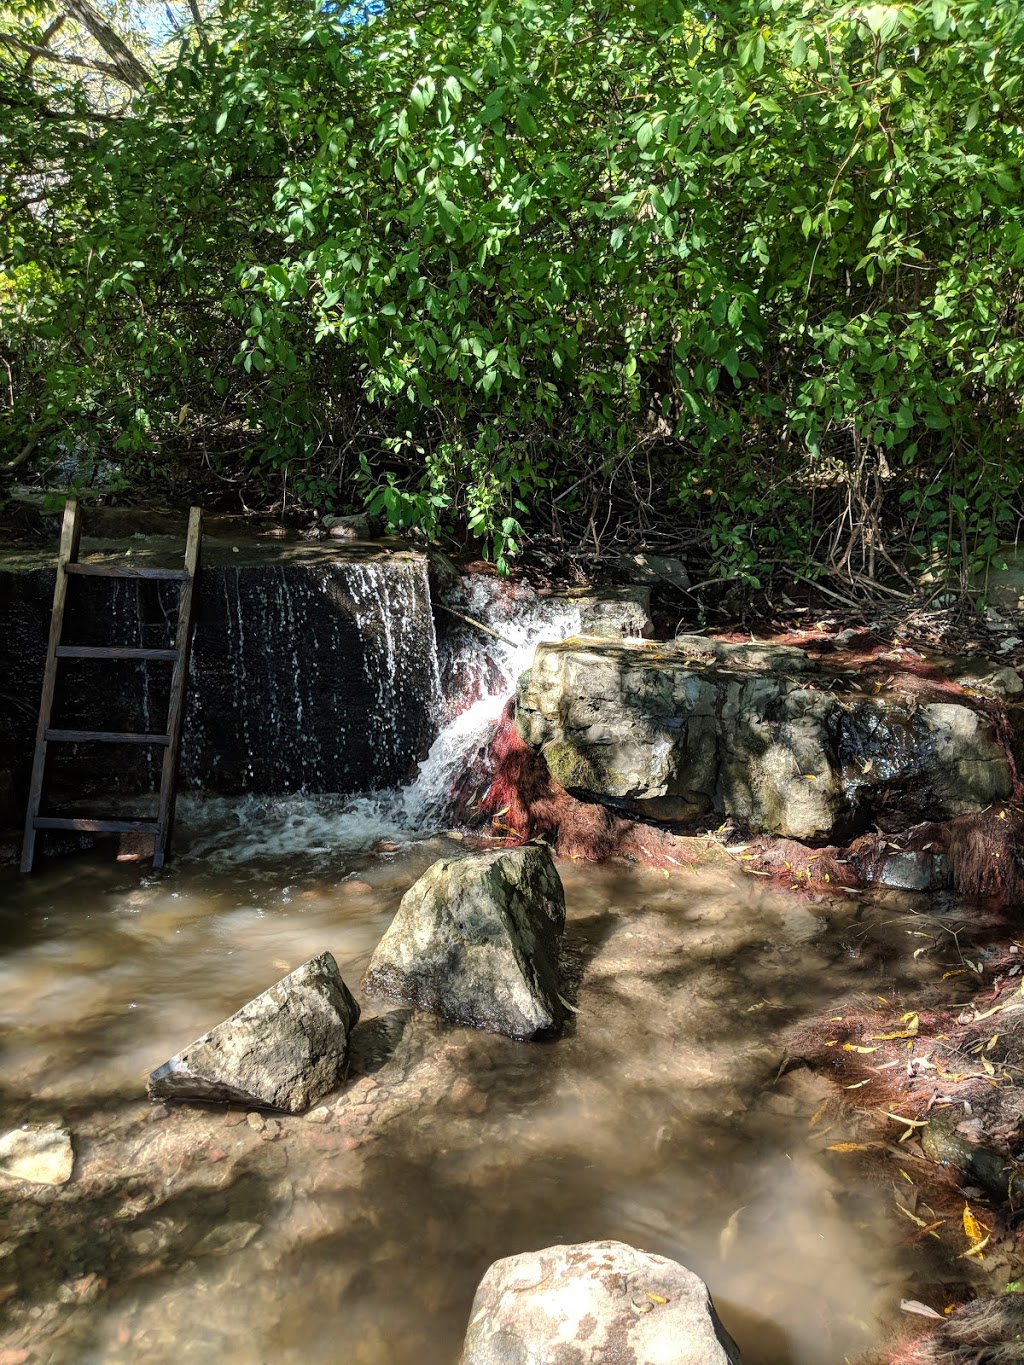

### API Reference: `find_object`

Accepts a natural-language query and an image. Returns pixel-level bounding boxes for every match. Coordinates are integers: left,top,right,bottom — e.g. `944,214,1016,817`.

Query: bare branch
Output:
0,30,123,80
24,14,66,71
63,0,151,90
187,0,210,52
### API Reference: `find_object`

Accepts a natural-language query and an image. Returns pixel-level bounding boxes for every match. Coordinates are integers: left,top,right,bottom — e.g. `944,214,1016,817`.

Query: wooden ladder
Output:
21,501,203,873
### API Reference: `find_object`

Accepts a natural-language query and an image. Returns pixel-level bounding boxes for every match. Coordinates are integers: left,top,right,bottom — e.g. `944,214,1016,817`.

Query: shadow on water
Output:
0,837,983,1364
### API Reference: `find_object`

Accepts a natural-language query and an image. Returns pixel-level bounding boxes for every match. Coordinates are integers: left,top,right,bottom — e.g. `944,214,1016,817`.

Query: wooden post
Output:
153,507,203,868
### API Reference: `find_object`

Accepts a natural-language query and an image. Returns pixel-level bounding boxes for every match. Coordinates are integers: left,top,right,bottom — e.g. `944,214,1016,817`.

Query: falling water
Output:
180,554,439,797
178,571,586,862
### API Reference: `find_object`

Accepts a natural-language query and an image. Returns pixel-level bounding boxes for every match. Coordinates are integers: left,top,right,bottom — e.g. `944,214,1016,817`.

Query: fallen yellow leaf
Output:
962,1203,988,1247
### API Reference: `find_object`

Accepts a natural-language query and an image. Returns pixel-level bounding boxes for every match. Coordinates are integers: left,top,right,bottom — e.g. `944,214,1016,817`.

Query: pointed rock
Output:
460,1241,742,1365
363,845,566,1040
147,952,359,1113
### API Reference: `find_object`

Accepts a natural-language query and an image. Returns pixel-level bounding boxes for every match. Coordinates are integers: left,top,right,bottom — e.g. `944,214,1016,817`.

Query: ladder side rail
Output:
153,507,203,868
21,501,82,872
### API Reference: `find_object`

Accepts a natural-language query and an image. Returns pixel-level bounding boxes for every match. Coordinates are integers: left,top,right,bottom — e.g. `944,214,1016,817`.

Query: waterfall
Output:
180,554,439,796
0,542,588,856
177,569,584,862
388,575,584,825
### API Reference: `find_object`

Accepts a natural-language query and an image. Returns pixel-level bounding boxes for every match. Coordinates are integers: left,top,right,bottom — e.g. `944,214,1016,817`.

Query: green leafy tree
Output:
3,0,1024,581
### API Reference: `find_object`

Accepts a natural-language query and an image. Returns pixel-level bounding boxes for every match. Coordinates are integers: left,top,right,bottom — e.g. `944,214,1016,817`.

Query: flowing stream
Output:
0,827,970,1365
0,562,973,1364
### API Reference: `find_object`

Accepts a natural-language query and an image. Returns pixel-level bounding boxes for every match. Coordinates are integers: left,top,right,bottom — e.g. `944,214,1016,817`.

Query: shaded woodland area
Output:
2,0,1023,587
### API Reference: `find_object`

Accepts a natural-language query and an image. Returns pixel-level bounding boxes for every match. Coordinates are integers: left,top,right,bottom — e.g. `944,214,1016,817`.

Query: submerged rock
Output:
867,849,951,892
363,845,566,1040
0,1123,74,1186
459,1240,742,1365
516,638,1013,839
148,952,359,1113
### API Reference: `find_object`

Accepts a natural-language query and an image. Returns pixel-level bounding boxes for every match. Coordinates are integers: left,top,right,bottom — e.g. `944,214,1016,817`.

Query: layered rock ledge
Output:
515,636,1013,841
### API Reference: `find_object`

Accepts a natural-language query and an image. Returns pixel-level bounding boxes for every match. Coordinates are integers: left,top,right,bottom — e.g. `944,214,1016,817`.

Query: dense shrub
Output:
3,0,1024,579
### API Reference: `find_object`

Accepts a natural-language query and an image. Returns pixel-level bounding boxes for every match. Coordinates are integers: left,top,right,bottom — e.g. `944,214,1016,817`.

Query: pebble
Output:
0,1124,74,1186
305,1107,332,1125
245,1113,265,1133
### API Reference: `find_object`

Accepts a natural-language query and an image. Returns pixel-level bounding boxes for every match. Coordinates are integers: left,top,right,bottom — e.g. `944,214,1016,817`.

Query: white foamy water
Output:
177,576,584,863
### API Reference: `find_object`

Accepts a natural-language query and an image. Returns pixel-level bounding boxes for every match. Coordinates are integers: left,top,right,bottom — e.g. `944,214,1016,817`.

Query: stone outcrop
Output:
363,845,566,1040
148,953,359,1113
516,638,1014,840
459,1240,742,1365
0,1123,74,1186
570,585,653,638
613,553,692,594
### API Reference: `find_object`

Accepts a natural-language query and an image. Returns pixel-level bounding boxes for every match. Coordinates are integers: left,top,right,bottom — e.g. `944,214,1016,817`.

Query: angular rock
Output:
868,849,951,892
363,846,566,1040
460,1240,742,1365
148,952,359,1113
0,1123,74,1186
571,586,653,639
322,513,373,540
613,553,692,593
955,663,1024,699
516,638,1013,839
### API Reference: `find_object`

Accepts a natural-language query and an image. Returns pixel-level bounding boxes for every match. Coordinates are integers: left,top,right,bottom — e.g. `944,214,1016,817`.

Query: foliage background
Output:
2,0,1024,582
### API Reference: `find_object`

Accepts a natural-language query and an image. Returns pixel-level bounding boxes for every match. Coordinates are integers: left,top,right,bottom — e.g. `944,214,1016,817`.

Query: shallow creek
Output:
0,802,969,1365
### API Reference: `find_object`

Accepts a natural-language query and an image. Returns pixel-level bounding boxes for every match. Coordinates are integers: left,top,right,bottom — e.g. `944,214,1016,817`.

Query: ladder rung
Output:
55,646,179,661
34,817,159,834
44,728,170,745
65,563,189,581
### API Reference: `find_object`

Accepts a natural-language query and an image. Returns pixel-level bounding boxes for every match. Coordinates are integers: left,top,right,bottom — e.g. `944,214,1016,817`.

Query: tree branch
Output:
0,30,123,80
24,14,65,71
63,0,151,90
187,0,210,52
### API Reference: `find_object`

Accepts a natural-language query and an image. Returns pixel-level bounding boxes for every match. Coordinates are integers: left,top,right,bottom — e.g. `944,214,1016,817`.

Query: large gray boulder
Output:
148,952,359,1113
516,638,1013,839
363,846,566,1040
460,1240,742,1365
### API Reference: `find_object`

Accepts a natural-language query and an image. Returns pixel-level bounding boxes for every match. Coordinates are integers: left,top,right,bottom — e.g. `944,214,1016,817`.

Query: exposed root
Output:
452,700,717,867
944,808,1024,905
894,1296,1024,1365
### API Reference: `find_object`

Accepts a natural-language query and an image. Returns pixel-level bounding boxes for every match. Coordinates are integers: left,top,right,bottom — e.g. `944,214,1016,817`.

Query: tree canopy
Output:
2,0,1024,582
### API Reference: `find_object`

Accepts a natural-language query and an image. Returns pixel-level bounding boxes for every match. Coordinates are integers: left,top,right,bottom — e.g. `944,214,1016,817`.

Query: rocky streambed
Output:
4,516,1024,1360
1,818,1020,1365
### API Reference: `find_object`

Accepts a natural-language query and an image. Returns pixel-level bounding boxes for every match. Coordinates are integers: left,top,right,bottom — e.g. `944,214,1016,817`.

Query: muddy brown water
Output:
0,808,971,1364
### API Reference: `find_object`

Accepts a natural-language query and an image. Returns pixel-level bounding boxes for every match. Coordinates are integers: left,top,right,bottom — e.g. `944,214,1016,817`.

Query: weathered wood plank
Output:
44,728,170,745
21,501,81,872
55,645,179,661
34,817,160,834
65,563,189,581
154,506,203,868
